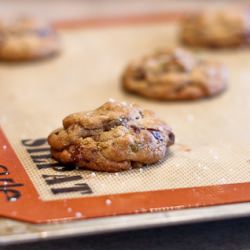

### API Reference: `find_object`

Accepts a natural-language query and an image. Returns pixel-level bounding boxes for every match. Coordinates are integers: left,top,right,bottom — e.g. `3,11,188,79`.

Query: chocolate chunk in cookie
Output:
180,9,250,48
122,47,228,100
0,17,60,61
48,100,175,172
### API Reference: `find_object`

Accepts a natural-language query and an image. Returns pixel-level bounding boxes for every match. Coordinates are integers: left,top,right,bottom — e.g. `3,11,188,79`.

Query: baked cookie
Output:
180,9,250,48
0,17,60,61
122,48,228,100
48,100,175,172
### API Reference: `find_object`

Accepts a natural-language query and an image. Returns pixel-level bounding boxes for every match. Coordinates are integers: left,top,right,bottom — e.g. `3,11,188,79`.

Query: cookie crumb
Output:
175,144,191,152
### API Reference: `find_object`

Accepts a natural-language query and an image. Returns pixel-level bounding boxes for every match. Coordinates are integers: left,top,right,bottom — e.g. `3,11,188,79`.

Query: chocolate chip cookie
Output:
48,100,175,172
180,9,250,48
122,47,228,100
0,17,60,61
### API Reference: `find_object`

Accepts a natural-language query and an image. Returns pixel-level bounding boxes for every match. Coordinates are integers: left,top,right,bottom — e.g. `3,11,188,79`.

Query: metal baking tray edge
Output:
1,202,250,245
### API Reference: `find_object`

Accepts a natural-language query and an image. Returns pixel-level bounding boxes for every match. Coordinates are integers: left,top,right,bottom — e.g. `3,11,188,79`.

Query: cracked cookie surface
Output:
48,100,175,172
180,9,250,48
122,47,228,100
0,17,60,61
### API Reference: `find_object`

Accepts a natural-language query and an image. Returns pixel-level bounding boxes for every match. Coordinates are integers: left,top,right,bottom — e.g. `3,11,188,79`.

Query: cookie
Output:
122,48,228,100
0,17,60,61
180,9,250,48
48,100,175,172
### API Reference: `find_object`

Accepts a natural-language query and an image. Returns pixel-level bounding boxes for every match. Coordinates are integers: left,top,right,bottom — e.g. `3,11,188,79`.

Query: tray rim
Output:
1,202,250,245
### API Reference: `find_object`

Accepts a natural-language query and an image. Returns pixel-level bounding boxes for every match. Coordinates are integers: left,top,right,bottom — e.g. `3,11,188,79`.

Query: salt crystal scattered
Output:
75,212,82,218
20,134,27,139
203,166,209,170
67,208,72,212
108,98,115,103
196,175,202,181
105,199,112,205
197,163,209,170
9,197,17,202
213,155,219,160
2,145,7,150
220,177,226,184
90,172,96,177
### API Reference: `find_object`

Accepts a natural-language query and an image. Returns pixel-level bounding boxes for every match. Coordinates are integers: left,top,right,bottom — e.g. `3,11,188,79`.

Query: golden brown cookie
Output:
122,48,228,100
180,9,250,48
0,17,60,61
48,100,175,172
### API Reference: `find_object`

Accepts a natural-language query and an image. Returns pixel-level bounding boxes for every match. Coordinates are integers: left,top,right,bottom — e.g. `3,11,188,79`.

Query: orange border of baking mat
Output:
1,126,250,223
1,12,250,224
53,12,184,29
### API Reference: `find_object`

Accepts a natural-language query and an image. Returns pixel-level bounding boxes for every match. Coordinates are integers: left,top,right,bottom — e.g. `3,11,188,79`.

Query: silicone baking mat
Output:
1,13,250,228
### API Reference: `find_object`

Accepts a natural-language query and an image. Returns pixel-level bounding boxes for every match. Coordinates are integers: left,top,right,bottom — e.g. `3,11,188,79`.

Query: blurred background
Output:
0,0,247,22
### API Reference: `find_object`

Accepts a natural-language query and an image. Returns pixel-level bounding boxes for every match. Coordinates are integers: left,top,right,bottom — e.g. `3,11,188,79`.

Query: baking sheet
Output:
1,17,250,244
